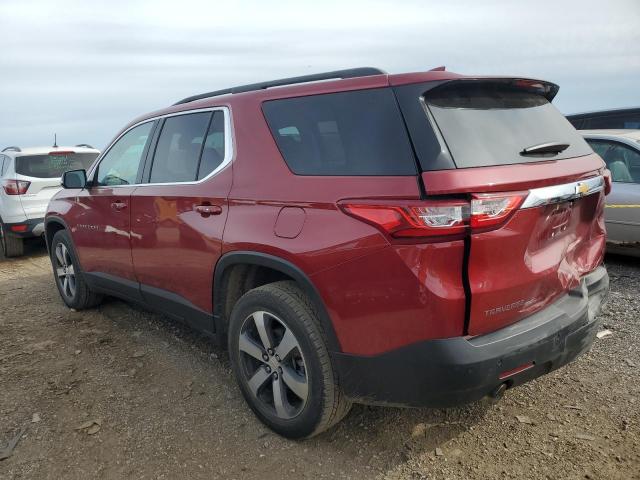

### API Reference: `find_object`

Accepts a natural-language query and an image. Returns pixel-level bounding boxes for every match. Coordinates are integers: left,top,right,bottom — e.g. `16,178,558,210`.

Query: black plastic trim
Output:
137,119,161,185
174,67,386,105
390,87,427,198
84,272,144,302
44,216,70,250
393,81,457,172
3,217,45,238
213,251,342,352
140,283,215,336
83,272,215,337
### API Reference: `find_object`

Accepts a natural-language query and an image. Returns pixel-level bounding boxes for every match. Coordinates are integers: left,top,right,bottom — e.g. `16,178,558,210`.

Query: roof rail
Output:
75,144,95,149
2,146,21,152
174,67,386,105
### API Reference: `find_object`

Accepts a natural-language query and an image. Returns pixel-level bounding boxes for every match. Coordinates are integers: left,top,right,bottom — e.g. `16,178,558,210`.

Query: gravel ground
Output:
0,240,638,480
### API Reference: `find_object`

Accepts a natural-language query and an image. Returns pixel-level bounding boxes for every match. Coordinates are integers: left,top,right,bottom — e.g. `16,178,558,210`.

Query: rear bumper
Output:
333,265,609,407
3,217,45,238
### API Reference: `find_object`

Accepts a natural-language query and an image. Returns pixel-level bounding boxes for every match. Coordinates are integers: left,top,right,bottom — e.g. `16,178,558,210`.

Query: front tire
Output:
0,221,24,258
50,230,103,309
228,281,351,439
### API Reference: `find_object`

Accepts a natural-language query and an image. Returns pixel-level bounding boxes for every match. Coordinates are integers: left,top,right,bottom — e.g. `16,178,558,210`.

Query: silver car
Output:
581,129,640,255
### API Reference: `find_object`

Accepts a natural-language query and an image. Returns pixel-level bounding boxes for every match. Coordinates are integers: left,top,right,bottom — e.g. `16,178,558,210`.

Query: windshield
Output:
424,82,593,168
15,152,99,178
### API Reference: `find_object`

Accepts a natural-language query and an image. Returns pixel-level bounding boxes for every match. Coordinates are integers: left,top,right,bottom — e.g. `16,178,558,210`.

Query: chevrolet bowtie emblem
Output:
575,182,589,195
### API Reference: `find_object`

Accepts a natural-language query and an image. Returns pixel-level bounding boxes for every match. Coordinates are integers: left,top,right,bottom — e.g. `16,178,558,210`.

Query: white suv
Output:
0,145,100,257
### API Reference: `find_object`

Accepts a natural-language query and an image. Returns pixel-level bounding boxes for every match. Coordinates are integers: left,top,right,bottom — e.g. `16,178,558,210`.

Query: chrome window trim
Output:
90,106,233,188
521,175,604,209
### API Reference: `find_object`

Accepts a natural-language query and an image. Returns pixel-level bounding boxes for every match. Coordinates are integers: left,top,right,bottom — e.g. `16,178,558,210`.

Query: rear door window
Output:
423,81,592,168
15,152,99,178
262,89,417,176
150,112,212,183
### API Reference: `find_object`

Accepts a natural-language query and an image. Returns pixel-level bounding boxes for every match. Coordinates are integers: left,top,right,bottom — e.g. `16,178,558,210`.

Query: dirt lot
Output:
1,240,638,480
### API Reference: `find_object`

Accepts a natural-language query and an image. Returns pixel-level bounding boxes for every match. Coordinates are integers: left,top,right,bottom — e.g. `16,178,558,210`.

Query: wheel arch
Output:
213,251,342,353
44,216,69,252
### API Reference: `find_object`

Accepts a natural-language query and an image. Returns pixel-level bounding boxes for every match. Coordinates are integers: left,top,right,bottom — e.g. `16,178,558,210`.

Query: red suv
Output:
46,67,610,438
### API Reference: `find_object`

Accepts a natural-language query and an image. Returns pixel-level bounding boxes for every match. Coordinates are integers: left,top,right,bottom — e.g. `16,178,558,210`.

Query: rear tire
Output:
50,229,103,309
0,221,24,258
228,281,351,439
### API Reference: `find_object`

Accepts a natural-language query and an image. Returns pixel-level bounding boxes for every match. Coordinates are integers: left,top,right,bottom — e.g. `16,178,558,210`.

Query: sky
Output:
1,0,639,150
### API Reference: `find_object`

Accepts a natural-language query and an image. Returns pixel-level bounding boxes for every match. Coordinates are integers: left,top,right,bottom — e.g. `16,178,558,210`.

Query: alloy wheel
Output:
238,311,309,419
55,243,76,298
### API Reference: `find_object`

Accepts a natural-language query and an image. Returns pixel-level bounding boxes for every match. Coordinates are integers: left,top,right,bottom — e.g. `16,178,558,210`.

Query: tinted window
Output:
198,111,226,180
0,155,6,176
568,110,640,130
587,140,640,183
15,152,98,178
424,82,593,168
150,112,211,183
97,122,153,186
263,89,417,176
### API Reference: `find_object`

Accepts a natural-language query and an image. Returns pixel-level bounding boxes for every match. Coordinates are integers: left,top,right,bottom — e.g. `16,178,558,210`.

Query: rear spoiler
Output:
425,77,560,102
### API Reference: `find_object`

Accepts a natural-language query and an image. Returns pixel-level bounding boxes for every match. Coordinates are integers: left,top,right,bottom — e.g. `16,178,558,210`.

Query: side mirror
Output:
62,169,87,189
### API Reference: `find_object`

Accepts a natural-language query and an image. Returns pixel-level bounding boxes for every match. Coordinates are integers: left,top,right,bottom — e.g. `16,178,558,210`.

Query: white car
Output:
580,129,640,255
0,145,100,257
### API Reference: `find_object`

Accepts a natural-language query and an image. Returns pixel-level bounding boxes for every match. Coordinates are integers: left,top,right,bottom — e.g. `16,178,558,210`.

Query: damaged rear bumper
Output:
333,265,609,407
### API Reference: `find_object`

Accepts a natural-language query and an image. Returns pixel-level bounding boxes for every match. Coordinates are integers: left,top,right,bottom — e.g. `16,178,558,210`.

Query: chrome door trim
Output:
89,106,234,188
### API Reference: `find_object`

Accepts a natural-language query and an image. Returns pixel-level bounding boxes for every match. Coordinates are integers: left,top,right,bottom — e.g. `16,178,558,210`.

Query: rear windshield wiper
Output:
520,142,570,156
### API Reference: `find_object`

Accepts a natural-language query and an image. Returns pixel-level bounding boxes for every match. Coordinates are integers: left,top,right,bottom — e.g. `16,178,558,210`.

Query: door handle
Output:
195,204,222,217
111,201,127,211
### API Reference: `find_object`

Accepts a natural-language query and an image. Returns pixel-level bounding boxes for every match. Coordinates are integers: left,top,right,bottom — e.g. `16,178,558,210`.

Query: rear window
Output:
15,152,99,178
262,89,417,176
424,82,593,168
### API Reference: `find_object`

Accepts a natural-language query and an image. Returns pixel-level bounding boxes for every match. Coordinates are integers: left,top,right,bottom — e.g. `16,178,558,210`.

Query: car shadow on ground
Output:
605,251,640,268
102,292,493,461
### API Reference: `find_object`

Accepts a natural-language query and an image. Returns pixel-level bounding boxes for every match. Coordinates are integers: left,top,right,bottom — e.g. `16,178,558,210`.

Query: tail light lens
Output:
342,201,468,238
3,179,31,195
341,193,525,240
470,193,525,229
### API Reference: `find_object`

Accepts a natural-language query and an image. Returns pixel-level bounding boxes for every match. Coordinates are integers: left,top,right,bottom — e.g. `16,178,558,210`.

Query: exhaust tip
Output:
487,383,508,403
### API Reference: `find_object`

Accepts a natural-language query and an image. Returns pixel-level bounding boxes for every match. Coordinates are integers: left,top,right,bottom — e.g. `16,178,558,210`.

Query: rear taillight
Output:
342,201,468,238
470,193,525,229
341,193,525,240
2,179,31,195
